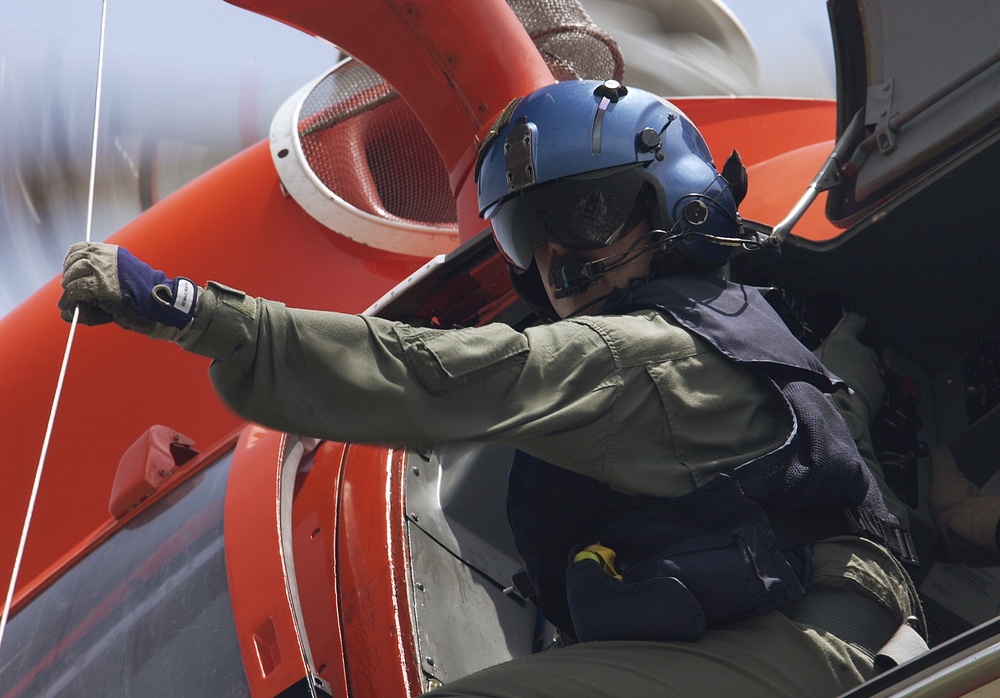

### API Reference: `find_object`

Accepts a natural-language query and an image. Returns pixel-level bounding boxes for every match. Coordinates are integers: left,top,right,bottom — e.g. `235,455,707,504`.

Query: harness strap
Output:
770,507,919,565
844,507,920,565
779,587,927,667
875,621,930,670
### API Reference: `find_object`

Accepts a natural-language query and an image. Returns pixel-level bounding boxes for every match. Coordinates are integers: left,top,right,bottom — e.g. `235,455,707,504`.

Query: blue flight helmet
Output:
475,79,751,315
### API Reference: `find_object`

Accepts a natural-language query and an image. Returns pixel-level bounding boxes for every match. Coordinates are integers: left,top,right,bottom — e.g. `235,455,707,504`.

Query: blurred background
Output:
0,0,835,318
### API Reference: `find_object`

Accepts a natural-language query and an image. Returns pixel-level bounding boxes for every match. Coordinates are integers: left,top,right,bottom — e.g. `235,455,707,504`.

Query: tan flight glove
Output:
59,241,198,342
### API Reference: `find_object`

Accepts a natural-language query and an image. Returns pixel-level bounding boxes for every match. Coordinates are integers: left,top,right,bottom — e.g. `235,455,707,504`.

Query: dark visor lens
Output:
489,166,645,272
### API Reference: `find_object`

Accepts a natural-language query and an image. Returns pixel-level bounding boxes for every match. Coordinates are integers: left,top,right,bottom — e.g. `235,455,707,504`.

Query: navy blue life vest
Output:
506,276,911,642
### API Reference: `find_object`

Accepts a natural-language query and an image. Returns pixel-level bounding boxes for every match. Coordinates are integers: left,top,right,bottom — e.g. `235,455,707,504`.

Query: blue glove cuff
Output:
117,247,197,329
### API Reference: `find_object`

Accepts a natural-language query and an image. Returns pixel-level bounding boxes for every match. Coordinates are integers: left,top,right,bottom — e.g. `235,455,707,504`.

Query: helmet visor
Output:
487,166,646,272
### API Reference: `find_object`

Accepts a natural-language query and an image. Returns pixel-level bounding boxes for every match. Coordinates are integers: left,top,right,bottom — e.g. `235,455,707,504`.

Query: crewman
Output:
61,80,927,696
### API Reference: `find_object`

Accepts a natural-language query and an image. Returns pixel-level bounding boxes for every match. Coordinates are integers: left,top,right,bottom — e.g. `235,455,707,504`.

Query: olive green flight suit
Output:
182,282,922,697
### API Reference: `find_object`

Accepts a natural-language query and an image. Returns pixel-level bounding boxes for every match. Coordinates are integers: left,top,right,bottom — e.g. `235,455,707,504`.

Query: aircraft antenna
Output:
0,0,109,651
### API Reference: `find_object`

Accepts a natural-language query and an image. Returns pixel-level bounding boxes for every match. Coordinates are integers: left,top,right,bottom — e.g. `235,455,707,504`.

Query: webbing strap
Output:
875,622,930,670
771,507,920,566
844,507,920,565
779,588,925,665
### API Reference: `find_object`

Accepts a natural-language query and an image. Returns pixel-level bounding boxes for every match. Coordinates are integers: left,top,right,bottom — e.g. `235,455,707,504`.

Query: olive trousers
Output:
427,611,870,698
425,539,923,698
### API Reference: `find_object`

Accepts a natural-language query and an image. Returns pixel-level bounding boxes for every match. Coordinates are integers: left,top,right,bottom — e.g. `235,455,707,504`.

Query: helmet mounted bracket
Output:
592,80,628,154
504,120,537,192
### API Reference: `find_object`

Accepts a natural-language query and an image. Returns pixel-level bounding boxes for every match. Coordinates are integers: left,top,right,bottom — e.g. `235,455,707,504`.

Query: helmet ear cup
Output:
644,146,745,269
675,185,741,267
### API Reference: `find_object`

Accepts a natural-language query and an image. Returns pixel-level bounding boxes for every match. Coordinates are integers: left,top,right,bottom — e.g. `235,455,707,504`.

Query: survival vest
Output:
506,276,915,643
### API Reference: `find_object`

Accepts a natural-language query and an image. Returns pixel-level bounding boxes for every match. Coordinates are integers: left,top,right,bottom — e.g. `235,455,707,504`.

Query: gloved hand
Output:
59,241,198,341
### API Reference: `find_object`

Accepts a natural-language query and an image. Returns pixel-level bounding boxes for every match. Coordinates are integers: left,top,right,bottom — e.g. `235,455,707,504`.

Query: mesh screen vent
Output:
285,0,621,233
297,61,458,227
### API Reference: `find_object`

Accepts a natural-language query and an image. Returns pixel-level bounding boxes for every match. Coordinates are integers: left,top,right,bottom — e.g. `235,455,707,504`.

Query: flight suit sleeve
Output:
178,282,620,475
814,311,910,526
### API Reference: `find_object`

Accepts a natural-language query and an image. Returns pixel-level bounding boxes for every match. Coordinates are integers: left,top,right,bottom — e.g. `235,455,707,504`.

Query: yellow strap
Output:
573,543,623,581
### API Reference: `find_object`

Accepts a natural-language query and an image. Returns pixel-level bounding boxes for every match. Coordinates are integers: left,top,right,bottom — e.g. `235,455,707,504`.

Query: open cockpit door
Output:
821,0,1000,238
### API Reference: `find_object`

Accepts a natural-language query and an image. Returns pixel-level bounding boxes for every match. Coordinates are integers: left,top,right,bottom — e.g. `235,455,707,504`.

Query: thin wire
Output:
0,0,108,652
84,0,109,245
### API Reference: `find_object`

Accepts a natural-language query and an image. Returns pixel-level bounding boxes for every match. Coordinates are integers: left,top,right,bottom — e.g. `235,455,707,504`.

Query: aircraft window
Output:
0,451,249,697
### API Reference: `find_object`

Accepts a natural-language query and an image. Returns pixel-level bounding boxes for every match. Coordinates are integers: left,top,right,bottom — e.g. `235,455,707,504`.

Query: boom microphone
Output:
550,260,606,298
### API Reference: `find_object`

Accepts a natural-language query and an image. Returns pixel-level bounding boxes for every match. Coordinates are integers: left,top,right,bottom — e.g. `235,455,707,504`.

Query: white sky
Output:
724,0,835,98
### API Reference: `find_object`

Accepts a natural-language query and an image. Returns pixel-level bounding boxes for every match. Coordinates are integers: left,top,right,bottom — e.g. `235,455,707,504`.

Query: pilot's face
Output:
533,219,653,319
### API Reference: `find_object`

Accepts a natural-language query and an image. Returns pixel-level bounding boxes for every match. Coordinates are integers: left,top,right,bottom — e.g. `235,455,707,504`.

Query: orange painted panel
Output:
337,445,420,697
291,441,350,695
0,142,427,606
